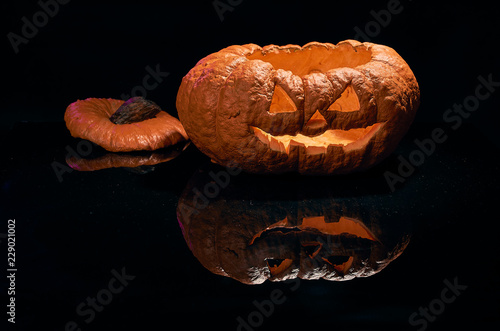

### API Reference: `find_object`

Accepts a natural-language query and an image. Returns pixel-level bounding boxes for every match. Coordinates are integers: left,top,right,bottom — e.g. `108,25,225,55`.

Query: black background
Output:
3,0,500,132
2,0,500,330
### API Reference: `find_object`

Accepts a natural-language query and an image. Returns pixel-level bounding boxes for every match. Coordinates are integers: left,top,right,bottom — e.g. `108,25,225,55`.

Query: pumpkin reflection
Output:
177,164,411,285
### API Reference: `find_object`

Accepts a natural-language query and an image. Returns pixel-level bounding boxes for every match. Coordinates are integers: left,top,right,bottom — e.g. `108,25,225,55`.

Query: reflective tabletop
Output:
1,121,498,330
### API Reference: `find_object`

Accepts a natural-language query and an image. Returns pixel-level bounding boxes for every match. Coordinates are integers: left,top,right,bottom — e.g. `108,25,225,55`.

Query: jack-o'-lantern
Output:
176,40,420,174
177,163,411,284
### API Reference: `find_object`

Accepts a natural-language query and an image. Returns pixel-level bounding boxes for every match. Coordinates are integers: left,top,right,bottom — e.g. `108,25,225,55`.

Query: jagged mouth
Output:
249,216,378,245
249,216,379,277
252,122,385,155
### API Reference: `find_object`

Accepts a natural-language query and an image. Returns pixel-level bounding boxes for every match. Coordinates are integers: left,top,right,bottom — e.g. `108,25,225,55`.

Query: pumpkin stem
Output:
110,97,162,124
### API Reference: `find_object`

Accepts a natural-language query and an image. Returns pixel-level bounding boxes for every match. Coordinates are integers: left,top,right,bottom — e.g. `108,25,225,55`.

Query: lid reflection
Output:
66,140,189,172
177,163,411,285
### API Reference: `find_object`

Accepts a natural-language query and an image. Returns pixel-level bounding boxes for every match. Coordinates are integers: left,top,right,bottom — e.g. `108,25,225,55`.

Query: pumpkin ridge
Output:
187,55,248,160
369,57,420,110
213,57,254,163
359,62,414,122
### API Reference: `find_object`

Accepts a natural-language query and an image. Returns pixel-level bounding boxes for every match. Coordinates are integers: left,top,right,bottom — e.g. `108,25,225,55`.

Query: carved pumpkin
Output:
177,164,411,284
176,40,420,174
65,97,188,152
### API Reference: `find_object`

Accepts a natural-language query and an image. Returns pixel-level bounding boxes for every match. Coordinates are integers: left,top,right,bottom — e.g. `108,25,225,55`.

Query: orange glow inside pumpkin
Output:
328,85,360,112
266,258,293,276
269,83,360,115
249,216,377,245
322,256,354,273
269,85,297,114
246,44,372,76
252,123,383,155
301,216,377,241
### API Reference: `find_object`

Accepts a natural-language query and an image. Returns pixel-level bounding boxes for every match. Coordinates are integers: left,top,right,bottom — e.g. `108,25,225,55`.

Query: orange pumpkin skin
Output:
65,98,188,152
176,40,420,174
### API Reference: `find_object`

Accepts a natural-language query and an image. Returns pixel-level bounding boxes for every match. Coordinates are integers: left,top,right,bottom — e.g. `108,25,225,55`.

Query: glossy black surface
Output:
1,121,499,330
3,0,500,329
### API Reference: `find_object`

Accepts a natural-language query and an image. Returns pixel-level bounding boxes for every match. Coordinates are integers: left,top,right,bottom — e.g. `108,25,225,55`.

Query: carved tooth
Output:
270,135,281,151
305,145,327,155
279,140,286,154
284,141,291,154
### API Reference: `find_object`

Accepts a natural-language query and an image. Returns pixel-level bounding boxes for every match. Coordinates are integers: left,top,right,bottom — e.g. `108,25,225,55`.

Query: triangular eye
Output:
266,258,293,276
269,85,297,113
327,85,360,112
324,255,350,265
305,110,327,129
322,255,354,274
302,242,322,258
